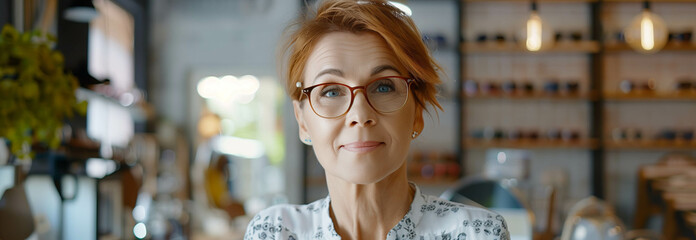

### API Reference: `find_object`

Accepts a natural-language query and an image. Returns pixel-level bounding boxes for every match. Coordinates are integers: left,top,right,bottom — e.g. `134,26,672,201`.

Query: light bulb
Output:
526,12,543,51
519,10,554,52
640,16,655,50
624,9,668,54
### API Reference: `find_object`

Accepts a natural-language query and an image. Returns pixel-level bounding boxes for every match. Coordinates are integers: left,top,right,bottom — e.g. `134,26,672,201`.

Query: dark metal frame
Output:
590,1,605,199
455,0,465,184
0,0,12,27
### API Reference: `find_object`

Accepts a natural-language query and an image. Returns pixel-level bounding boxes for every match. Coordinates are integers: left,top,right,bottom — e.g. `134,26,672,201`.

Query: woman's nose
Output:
345,89,376,127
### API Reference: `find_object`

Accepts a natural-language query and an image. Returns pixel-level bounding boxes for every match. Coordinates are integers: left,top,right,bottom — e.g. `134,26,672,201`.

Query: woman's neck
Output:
325,163,415,240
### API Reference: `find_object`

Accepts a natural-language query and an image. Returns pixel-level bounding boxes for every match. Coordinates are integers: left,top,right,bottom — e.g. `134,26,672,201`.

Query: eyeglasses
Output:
300,76,415,119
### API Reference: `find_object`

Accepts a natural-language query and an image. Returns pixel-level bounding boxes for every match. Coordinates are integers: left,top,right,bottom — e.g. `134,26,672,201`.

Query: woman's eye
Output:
323,90,339,97
321,87,342,97
376,84,394,93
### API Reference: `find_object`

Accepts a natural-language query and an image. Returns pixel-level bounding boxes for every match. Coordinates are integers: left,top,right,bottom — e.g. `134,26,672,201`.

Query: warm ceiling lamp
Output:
526,2,542,51
524,2,553,52
623,1,668,54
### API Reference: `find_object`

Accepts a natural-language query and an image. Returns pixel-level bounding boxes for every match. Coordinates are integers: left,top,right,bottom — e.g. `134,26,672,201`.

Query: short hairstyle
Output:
280,0,443,112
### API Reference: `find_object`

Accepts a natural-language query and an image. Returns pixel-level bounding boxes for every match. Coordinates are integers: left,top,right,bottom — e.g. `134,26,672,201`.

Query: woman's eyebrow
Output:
315,69,344,80
313,64,400,82
371,65,400,76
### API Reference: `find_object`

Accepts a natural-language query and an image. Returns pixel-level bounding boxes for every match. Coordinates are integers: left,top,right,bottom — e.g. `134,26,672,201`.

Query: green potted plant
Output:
0,24,87,161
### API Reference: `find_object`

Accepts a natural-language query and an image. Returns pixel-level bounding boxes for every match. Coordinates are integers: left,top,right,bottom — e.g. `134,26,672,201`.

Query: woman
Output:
245,0,510,239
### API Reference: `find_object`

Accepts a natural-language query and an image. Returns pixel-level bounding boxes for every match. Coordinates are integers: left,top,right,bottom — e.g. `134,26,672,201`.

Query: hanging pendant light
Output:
522,2,553,52
623,1,668,54
527,2,542,51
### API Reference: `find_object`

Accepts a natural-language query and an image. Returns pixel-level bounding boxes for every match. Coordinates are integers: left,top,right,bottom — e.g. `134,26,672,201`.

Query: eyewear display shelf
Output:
460,0,696,205
600,0,696,226
601,0,696,154
459,0,607,200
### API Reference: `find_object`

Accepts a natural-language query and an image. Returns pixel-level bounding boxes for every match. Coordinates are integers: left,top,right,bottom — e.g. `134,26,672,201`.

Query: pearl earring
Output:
411,131,418,139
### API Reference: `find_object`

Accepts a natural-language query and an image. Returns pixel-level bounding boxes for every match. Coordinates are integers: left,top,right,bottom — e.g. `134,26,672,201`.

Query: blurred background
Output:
1,0,696,239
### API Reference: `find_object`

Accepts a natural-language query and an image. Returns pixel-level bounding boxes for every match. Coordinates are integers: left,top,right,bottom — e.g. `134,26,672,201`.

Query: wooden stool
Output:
663,194,696,240
634,165,696,228
634,152,696,229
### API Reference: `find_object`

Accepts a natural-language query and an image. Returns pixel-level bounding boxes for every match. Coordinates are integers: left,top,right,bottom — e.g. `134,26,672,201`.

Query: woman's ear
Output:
413,104,425,136
293,100,312,145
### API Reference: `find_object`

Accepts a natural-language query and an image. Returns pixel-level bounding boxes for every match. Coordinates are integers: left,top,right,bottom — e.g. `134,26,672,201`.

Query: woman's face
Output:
293,32,424,184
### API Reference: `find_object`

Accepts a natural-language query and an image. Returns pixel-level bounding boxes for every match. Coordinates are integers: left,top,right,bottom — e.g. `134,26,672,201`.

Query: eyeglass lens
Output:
308,77,409,118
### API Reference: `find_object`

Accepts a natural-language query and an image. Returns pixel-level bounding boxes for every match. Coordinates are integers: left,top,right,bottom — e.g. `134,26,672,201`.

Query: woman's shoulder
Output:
415,195,510,240
244,197,331,240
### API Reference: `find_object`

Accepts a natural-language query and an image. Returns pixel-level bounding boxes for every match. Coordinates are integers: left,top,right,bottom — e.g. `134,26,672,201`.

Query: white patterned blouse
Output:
244,183,510,240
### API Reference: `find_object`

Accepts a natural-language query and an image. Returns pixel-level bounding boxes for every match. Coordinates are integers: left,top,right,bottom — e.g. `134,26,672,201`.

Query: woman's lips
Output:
341,141,384,153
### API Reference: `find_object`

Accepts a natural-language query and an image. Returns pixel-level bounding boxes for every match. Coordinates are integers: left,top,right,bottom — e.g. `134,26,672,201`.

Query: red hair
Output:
280,0,443,112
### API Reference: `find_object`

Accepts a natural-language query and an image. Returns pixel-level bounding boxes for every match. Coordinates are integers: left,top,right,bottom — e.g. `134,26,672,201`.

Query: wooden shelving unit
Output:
604,92,696,101
465,91,598,100
465,139,599,149
459,0,608,199
605,141,696,150
605,43,696,53
461,41,600,54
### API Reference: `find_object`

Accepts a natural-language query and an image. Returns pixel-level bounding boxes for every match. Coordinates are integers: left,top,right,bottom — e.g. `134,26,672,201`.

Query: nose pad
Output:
352,88,366,98
346,88,376,126
351,88,372,110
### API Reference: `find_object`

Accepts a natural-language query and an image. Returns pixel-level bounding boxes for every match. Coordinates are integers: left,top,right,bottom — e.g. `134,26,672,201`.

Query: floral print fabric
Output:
244,184,510,240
